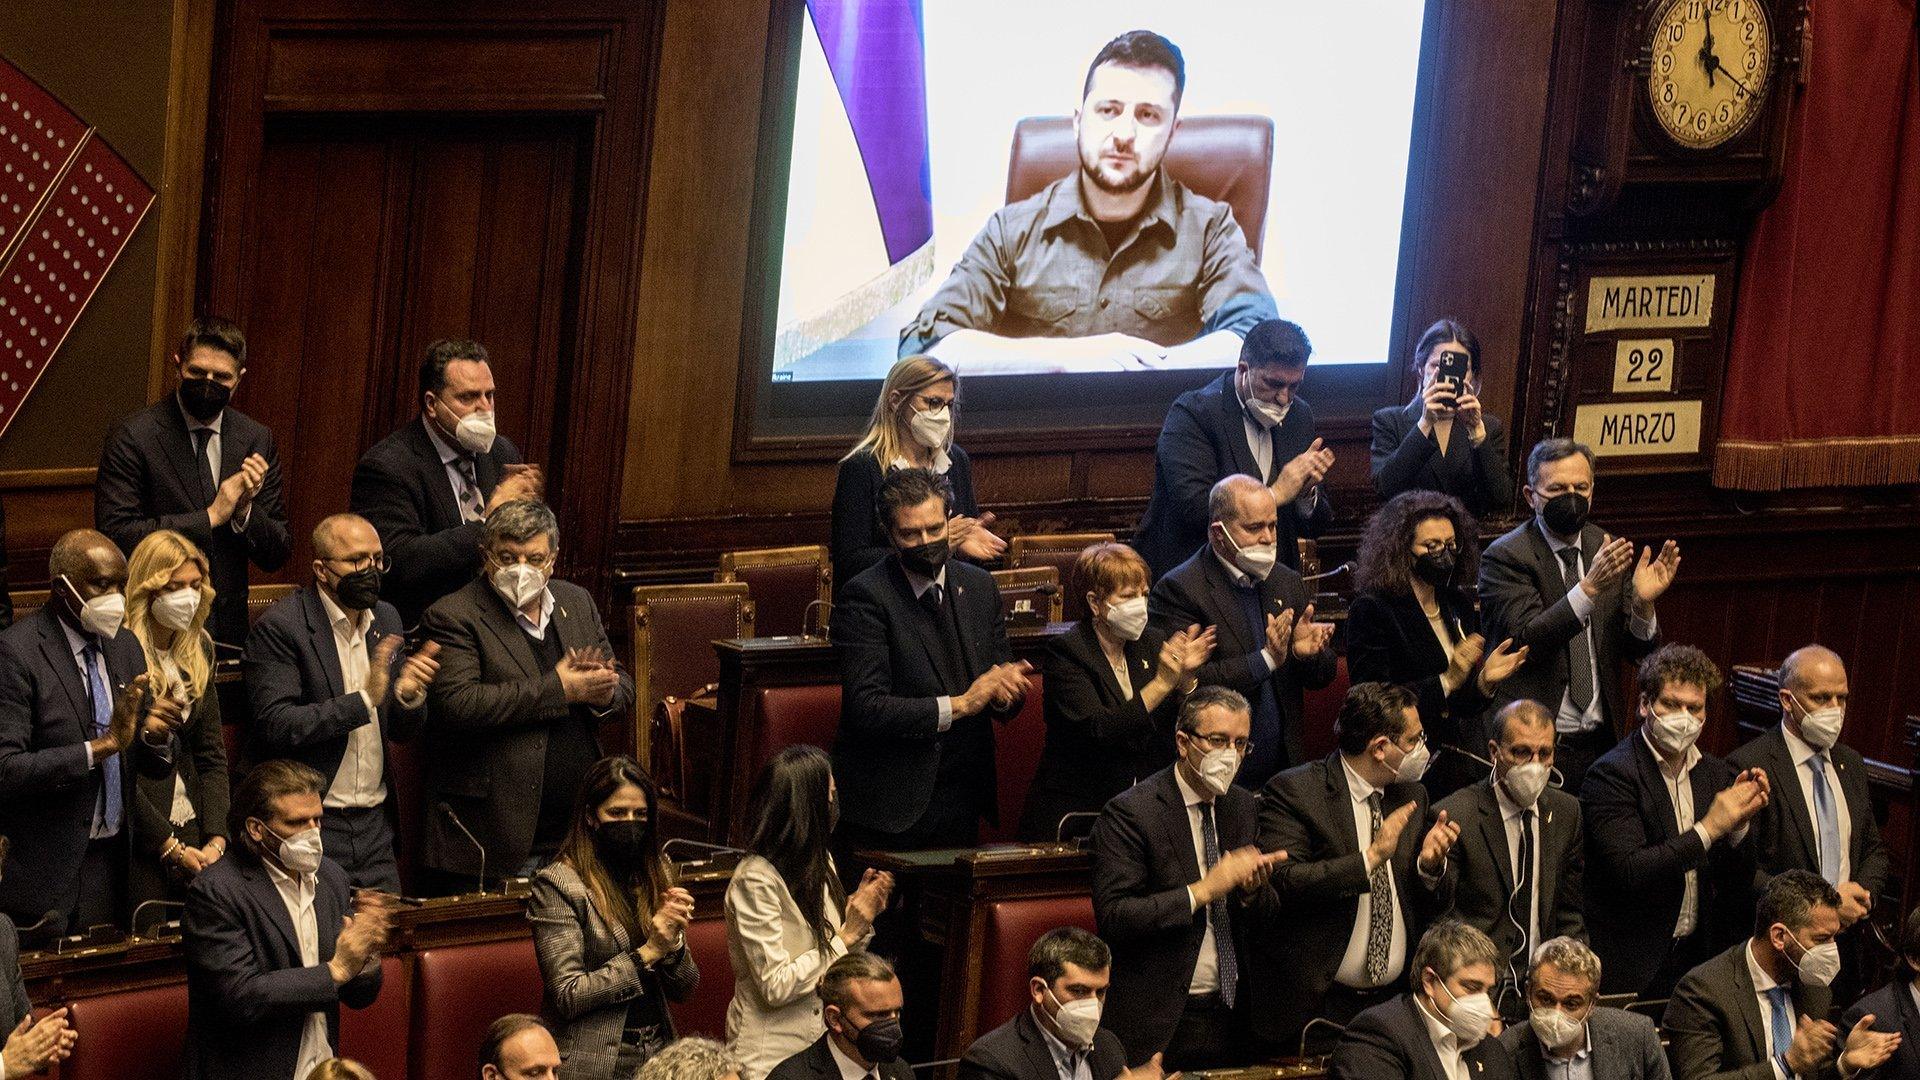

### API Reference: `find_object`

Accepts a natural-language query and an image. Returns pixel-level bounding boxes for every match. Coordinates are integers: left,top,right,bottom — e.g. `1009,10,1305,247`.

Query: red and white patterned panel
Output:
0,59,87,252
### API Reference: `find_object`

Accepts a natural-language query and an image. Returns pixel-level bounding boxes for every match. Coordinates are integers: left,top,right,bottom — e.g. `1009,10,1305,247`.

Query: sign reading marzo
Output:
1573,400,1704,457
1584,274,1716,332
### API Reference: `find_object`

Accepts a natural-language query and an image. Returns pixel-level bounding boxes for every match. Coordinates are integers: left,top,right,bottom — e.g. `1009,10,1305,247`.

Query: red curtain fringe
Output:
1712,436,1920,490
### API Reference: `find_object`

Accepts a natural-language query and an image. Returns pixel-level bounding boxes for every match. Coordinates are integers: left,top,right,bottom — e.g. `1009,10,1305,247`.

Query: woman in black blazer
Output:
831,357,1004,593
1369,318,1512,519
1019,543,1214,840
1346,491,1528,799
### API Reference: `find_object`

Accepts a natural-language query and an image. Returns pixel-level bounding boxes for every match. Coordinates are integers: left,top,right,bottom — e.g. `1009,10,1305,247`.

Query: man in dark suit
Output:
418,499,630,894
1434,700,1585,1017
0,835,78,1075
1840,905,1920,1080
94,317,291,648
1581,645,1769,1001
351,339,542,627
1148,474,1336,789
959,928,1167,1080
0,530,183,932
831,467,1031,852
184,759,389,1080
1134,319,1334,580
1329,920,1517,1080
1091,686,1284,1069
1665,870,1898,1080
1254,681,1461,1055
769,952,914,1080
245,513,442,893
1478,439,1679,793
1497,936,1669,1080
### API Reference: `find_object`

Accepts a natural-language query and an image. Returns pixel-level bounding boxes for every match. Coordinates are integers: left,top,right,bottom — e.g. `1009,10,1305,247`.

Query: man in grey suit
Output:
419,500,632,894
1499,936,1668,1080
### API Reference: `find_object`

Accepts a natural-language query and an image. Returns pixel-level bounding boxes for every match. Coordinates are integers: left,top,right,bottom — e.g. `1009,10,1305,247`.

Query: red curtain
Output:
1714,0,1920,489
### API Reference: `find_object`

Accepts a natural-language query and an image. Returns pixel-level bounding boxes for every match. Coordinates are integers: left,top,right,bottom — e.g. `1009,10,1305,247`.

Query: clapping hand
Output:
948,512,1008,561
841,868,895,943
2,1007,77,1077
1156,625,1217,685
1445,634,1487,692
1839,1015,1902,1073
1579,537,1635,598
1288,605,1334,659
1418,810,1460,876
1475,638,1529,693
1275,439,1335,503
1631,540,1682,607
557,647,619,707
643,886,695,961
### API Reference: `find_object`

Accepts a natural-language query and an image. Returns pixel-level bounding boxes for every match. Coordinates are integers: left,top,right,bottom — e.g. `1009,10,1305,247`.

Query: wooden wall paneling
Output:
147,0,219,402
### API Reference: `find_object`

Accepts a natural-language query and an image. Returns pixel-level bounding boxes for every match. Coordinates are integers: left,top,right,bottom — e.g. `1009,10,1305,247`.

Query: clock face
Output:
1646,0,1773,150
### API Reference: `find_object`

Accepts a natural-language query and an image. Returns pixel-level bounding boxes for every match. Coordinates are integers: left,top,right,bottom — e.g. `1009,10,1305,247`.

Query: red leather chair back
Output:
984,674,1046,843
1301,655,1349,762
1005,116,1274,263
61,983,188,1080
632,584,755,778
1005,534,1116,624
718,547,830,639
410,938,544,1080
339,955,411,1080
753,683,842,775
667,916,736,1039
974,895,1097,1031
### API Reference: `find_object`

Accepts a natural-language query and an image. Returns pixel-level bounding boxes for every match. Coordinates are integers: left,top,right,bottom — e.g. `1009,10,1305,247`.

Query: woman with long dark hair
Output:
725,746,893,1080
1347,490,1529,798
528,756,698,1080
1369,318,1512,517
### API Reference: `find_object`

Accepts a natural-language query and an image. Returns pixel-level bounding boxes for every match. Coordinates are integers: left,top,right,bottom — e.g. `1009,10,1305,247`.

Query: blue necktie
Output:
1808,755,1843,884
81,642,121,835
1766,986,1794,1075
1198,802,1238,1007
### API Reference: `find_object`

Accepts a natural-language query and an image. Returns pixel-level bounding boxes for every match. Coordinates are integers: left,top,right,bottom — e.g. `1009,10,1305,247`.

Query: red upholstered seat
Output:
754,683,842,772
1300,655,1350,762
667,916,736,1040
984,674,1045,843
339,955,411,1080
974,895,1096,1032
61,982,188,1080
410,938,544,1080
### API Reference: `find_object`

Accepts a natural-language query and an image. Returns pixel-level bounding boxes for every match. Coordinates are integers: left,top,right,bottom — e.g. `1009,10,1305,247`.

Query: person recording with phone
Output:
1370,318,1512,519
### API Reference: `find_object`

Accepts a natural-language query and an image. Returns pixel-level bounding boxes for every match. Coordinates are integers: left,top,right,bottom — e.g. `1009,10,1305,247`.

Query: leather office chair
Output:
1006,532,1115,624
631,583,755,795
1005,115,1275,264
716,544,831,638
990,566,1063,627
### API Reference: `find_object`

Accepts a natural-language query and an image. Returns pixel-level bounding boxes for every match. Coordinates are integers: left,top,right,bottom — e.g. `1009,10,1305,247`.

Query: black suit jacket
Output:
1254,755,1456,1044
243,586,425,824
958,1008,1128,1080
1091,765,1264,1065
1663,940,1836,1080
1346,587,1490,798
0,915,28,1036
95,399,292,646
1841,979,1920,1080
0,606,172,924
1478,518,1660,738
829,447,981,597
1148,547,1336,785
1020,619,1178,841
418,577,632,876
1580,733,1754,996
129,639,231,910
183,852,382,1080
1369,398,1512,518
831,557,1015,834
1134,371,1331,580
768,1033,916,1080
349,416,525,627
1330,993,1518,1080
1726,726,1890,901
1432,779,1585,996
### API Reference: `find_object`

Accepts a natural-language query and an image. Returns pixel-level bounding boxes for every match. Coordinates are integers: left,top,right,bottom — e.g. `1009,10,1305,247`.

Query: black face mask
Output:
897,537,950,579
1538,492,1591,537
332,567,383,611
178,377,232,423
593,818,653,874
1412,550,1457,586
845,1015,904,1064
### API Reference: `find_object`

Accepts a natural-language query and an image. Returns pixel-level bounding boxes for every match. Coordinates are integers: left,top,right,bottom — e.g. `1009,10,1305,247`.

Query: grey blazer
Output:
1499,1006,1671,1080
528,860,699,1080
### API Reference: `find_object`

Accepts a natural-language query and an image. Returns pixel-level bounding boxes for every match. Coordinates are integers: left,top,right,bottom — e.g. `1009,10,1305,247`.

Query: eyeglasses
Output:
1413,540,1460,555
324,553,391,573
1186,732,1253,753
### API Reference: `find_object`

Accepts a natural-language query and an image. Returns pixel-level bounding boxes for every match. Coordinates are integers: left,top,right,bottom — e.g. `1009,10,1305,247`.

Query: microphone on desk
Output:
661,838,747,863
802,599,834,639
437,802,488,896
16,909,62,948
1301,561,1354,584
1054,812,1101,844
1299,1016,1348,1060
130,899,187,939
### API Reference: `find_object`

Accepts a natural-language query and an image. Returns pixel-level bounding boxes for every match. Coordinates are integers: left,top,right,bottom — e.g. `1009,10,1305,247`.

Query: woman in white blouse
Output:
725,746,892,1080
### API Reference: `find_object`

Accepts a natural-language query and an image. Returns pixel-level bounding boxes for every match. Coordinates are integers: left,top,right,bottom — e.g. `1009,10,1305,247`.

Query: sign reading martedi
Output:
1584,274,1716,332
1573,400,1704,457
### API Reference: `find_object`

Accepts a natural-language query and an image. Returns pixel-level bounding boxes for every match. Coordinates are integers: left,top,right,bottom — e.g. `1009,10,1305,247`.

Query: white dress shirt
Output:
1494,781,1541,959
1034,1007,1095,1080
1235,382,1318,517
1174,767,1221,995
422,415,487,523
1542,1023,1595,1080
901,563,957,732
155,655,199,827
1541,530,1657,734
319,590,386,810
1334,759,1408,988
263,858,332,1080
180,400,250,532
505,586,557,640
1781,725,1852,884
1415,992,1472,1080
826,1032,879,1080
1746,940,1797,1080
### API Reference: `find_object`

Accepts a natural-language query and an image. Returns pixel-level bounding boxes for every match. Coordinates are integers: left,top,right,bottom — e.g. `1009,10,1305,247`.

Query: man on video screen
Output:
900,30,1278,373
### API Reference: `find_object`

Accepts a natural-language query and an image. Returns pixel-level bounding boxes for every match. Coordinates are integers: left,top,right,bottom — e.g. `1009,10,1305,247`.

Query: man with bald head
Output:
1148,474,1335,788
0,530,183,930
244,513,441,892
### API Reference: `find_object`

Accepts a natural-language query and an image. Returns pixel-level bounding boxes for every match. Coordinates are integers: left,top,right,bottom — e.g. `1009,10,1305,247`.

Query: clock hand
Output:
1699,4,1718,87
1707,53,1756,98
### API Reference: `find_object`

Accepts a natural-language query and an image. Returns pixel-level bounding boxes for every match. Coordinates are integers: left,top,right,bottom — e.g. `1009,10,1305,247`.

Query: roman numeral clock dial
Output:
1647,0,1773,150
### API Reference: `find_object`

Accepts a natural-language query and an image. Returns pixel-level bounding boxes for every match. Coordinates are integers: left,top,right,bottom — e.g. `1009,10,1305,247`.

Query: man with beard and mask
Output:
767,953,914,1080
1434,701,1585,1019
1136,320,1334,580
1479,438,1681,794
244,513,442,893
1330,920,1518,1080
960,928,1173,1080
96,317,291,649
1090,686,1284,1070
901,30,1276,374
418,499,631,896
184,759,390,1080
1730,645,1889,1008
0,529,185,931
1666,869,1900,1080
1499,936,1670,1080
830,467,1031,853
1581,645,1768,1001
352,339,544,627
1254,682,1462,1057
1148,475,1335,790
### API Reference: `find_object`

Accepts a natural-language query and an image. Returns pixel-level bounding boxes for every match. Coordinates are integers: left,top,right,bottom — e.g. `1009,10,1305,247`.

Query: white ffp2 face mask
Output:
453,409,497,455
1390,739,1431,784
1101,596,1149,641
66,578,126,639
151,587,202,633
1433,975,1497,1047
492,562,548,608
1646,708,1703,757
1787,928,1842,987
1789,694,1845,751
1501,761,1551,808
1214,523,1277,580
262,823,323,876
1190,744,1242,797
1045,985,1102,1049
1529,1006,1585,1052
908,406,952,450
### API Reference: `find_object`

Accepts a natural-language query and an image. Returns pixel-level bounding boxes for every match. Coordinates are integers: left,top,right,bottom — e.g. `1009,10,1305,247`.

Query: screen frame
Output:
730,0,1440,463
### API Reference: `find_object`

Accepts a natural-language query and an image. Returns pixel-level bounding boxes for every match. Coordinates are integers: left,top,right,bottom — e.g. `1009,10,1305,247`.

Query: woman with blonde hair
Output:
830,356,1004,592
124,529,230,920
303,1060,377,1080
